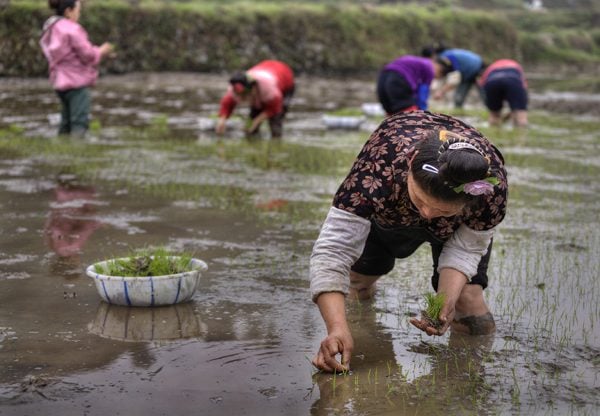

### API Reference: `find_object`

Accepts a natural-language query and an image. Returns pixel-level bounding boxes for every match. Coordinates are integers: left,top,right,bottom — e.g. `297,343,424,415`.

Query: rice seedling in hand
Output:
422,292,446,330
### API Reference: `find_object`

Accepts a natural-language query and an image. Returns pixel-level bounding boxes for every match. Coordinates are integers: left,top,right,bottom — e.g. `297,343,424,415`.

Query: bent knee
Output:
452,312,496,335
349,271,380,290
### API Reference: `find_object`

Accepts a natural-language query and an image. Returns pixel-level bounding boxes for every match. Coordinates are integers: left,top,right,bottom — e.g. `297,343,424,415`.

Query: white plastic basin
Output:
86,257,208,307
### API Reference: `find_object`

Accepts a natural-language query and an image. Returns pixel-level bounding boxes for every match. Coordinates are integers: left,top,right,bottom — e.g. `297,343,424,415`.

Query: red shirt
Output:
219,60,295,118
478,59,527,88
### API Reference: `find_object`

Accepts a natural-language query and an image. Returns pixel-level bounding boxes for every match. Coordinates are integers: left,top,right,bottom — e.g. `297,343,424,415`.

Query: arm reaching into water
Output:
410,224,495,335
312,292,354,372
310,207,371,372
245,111,269,135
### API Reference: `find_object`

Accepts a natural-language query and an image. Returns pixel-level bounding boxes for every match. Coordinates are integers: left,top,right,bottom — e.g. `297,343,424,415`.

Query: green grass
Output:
93,247,194,277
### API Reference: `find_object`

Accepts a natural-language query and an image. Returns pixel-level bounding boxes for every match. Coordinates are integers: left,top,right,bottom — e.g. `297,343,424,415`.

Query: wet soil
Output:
0,72,599,416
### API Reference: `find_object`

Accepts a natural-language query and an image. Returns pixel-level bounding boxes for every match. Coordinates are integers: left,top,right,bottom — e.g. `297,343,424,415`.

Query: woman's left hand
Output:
410,301,455,336
410,268,466,335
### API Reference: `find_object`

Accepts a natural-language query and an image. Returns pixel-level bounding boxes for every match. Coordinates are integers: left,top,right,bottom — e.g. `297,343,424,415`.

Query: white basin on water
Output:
322,114,366,130
86,257,208,307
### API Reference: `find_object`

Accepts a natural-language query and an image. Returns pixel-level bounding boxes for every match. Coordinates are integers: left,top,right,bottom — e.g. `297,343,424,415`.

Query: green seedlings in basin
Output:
94,247,194,277
422,292,445,329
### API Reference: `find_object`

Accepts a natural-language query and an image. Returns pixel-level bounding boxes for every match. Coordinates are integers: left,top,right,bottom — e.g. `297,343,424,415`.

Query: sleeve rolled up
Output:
310,207,371,302
437,223,494,279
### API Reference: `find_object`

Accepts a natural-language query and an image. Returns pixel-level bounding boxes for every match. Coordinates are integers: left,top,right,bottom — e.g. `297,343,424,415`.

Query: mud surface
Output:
0,72,599,415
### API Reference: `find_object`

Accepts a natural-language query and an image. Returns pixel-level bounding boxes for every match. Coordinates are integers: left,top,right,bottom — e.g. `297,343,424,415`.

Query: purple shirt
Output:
40,17,102,91
383,55,435,91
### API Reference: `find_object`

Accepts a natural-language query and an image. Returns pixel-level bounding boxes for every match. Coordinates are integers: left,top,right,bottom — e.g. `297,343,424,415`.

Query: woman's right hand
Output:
312,292,353,373
312,327,354,373
99,42,114,57
215,117,227,135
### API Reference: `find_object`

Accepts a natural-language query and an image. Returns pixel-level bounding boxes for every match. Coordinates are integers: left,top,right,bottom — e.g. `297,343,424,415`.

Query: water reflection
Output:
44,175,102,258
310,302,494,415
88,302,208,342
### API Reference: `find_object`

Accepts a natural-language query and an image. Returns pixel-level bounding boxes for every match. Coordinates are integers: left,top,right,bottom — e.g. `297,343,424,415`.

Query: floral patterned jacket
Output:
309,111,508,301
333,111,507,239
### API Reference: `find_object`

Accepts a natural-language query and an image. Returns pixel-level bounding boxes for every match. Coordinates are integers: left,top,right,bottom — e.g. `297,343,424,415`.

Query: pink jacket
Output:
478,59,528,89
40,16,102,91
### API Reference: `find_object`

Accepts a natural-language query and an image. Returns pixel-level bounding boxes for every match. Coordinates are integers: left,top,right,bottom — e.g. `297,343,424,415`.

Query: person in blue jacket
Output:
377,55,449,115
431,48,485,109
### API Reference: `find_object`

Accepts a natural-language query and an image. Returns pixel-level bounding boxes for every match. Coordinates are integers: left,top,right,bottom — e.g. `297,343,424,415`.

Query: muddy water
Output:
0,73,599,416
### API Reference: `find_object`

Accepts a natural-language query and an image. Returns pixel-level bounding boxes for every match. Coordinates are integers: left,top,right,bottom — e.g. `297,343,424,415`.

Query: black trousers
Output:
351,222,493,291
376,70,416,114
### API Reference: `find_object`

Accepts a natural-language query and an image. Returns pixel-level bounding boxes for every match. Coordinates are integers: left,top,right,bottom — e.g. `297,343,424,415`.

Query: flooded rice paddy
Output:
0,73,599,415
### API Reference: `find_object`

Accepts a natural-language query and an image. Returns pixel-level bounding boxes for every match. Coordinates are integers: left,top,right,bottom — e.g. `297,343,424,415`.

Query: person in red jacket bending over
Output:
216,60,295,139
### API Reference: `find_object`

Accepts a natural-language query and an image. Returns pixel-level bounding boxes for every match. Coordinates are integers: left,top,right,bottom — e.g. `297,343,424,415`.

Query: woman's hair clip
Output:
447,141,485,156
422,163,439,174
453,177,499,196
438,130,463,143
438,130,489,162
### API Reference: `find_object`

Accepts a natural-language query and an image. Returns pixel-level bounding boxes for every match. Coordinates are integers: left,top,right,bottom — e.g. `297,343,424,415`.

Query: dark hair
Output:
420,42,447,58
229,72,255,89
411,130,490,202
478,61,488,76
48,0,77,16
435,57,454,76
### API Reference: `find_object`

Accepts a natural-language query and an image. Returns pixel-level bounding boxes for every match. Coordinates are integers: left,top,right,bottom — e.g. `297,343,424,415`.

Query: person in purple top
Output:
40,0,114,137
377,55,448,115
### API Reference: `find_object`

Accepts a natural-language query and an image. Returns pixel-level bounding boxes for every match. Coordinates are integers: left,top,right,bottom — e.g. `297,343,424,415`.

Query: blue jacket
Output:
439,49,483,80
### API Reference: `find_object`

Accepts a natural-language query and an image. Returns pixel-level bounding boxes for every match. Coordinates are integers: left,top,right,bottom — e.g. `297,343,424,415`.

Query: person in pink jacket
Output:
40,0,113,137
216,60,295,139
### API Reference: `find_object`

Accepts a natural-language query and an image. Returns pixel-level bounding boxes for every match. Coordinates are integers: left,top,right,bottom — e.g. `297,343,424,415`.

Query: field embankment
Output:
1,1,598,76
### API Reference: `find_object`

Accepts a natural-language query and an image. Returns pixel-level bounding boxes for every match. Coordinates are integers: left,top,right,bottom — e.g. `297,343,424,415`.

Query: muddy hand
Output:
410,316,447,336
312,330,353,373
215,117,226,135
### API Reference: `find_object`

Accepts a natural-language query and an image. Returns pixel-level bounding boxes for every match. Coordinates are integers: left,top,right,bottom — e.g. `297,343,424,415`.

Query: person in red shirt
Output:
216,60,295,138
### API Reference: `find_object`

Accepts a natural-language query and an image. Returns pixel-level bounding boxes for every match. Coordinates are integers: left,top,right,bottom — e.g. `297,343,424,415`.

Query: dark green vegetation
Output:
93,247,194,277
2,0,598,76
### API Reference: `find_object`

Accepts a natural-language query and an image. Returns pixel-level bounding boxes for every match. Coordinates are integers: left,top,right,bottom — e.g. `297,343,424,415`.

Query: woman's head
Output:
410,130,493,206
433,57,453,79
420,43,447,58
229,72,255,95
48,0,80,20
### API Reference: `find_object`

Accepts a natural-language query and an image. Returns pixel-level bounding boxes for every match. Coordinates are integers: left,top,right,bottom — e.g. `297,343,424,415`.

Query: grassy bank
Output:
1,1,598,77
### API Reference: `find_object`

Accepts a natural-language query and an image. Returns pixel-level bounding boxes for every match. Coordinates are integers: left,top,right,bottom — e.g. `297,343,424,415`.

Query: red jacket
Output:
219,60,294,118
